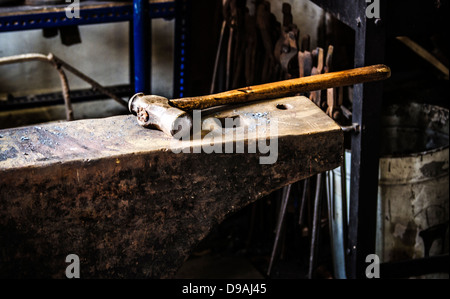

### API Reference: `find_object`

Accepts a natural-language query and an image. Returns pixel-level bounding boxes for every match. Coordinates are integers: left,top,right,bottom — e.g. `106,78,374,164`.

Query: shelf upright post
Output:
347,0,386,279
133,0,151,94
173,0,190,98
309,0,387,279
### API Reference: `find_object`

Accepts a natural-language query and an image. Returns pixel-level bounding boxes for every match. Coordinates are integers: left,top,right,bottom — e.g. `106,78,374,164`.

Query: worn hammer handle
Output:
170,64,390,110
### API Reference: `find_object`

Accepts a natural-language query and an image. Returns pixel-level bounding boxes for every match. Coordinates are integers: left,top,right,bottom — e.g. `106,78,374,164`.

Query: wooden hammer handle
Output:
170,64,390,110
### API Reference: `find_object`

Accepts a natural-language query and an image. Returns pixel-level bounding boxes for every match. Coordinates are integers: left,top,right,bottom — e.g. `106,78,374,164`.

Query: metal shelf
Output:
0,84,132,110
0,1,175,31
0,1,188,108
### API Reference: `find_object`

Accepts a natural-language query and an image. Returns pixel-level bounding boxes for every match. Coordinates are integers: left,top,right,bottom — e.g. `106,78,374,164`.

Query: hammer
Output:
128,64,391,137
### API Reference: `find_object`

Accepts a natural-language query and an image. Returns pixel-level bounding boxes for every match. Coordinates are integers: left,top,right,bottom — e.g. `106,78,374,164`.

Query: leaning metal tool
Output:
308,172,324,279
308,47,324,106
267,184,292,276
128,64,391,137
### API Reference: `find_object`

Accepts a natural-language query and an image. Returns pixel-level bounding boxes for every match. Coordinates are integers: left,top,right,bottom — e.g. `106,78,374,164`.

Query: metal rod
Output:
0,53,74,121
340,105,352,119
0,53,128,121
298,177,309,226
267,184,291,276
397,36,449,78
53,64,73,121
340,151,348,255
325,170,335,274
308,173,323,279
341,123,360,133
50,54,127,107
226,25,234,91
210,20,227,94
325,171,333,223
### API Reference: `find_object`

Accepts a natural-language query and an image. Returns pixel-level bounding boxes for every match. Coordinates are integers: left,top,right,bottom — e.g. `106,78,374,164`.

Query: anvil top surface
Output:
0,96,341,170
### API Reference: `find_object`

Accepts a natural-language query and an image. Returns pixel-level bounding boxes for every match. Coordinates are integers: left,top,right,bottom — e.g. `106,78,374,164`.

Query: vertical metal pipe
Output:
54,66,73,121
267,184,291,276
308,173,323,279
0,53,74,121
340,151,348,253
298,178,309,226
210,20,227,94
133,0,151,94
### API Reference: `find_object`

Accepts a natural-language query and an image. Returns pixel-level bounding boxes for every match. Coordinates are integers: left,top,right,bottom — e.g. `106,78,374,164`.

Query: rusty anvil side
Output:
0,96,343,278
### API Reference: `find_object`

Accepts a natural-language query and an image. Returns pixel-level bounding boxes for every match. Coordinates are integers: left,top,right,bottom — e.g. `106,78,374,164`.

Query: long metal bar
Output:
267,184,292,276
51,54,128,107
0,53,128,119
0,84,132,111
308,173,323,279
210,20,227,94
0,53,73,121
396,36,449,78
298,177,309,226
340,151,348,255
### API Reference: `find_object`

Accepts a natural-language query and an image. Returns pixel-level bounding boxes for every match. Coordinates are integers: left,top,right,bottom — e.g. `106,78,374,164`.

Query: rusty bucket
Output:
375,102,449,278
328,102,449,278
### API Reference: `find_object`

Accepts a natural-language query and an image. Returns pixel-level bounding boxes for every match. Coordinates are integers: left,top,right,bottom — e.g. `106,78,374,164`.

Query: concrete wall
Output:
0,18,174,99
267,0,324,49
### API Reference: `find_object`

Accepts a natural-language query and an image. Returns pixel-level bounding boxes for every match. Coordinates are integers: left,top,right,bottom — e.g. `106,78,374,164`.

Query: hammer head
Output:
129,93,192,137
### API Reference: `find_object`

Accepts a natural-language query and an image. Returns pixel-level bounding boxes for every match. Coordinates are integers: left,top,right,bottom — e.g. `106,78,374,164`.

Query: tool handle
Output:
170,64,390,110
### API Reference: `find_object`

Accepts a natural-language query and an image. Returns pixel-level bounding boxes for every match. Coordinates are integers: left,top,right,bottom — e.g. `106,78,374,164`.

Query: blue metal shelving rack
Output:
0,0,188,108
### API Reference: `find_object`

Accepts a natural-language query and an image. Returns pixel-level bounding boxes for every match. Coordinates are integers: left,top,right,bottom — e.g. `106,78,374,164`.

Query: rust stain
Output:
0,147,18,162
420,161,447,178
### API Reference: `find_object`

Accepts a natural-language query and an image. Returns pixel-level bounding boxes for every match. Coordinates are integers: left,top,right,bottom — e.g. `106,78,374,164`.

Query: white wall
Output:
267,0,324,49
0,18,174,100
